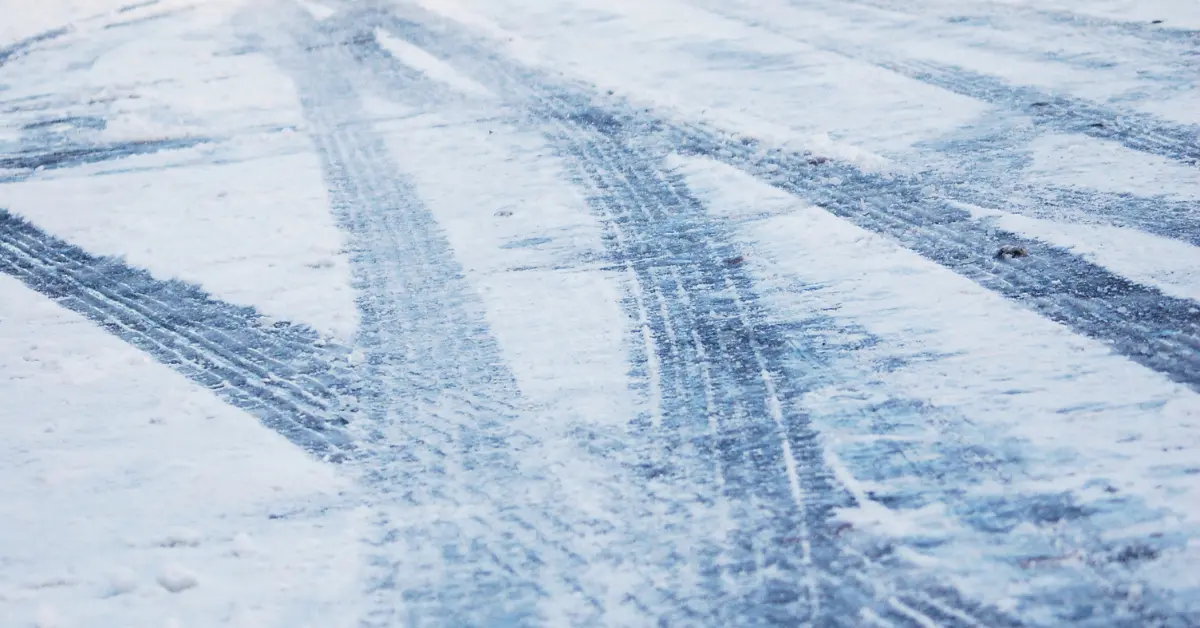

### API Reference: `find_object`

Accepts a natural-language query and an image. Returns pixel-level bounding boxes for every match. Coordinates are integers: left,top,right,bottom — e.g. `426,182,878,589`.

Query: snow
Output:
0,151,359,341
156,564,200,593
295,0,335,22
955,200,1200,303
0,0,359,341
4,0,1200,622
671,152,1200,613
424,0,985,161
412,0,543,65
992,0,1200,29
368,100,636,431
0,274,364,626
1024,133,1200,201
374,29,493,98
105,567,139,597
34,605,62,628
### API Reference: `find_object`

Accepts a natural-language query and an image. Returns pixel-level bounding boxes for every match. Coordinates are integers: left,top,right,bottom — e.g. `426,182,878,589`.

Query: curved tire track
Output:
256,5,733,624
348,5,1027,625
342,4,1200,624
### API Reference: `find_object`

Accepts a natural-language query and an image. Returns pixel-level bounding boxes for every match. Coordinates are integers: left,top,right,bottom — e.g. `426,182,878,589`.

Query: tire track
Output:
698,0,1200,243
835,0,1200,51
882,58,1200,167
346,5,1200,624
918,124,1200,247
974,185,1200,248
0,26,71,67
672,126,1200,391
539,86,1023,628
351,6,1022,625
0,209,356,457
269,16,564,624
796,0,1200,69
694,1,1200,168
0,137,211,181
1034,9,1200,49
257,5,718,624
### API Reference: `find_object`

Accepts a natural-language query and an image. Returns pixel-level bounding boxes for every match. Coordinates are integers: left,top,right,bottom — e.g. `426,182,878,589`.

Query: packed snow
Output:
3,0,1199,624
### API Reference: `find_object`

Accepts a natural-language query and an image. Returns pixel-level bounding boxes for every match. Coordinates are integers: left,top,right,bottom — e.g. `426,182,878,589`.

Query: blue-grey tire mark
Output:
919,124,1200,247
21,115,108,131
0,93,67,115
698,2,1200,169
0,209,357,458
825,0,1200,51
1022,8,1200,49
118,0,162,14
296,11,785,621
253,5,702,625
648,6,1200,387
360,7,1200,624
808,0,1200,67
268,19,542,625
0,27,71,67
283,5,876,625
675,130,1200,390
573,93,1200,628
0,137,212,182
881,58,1200,167
545,104,1023,628
103,8,186,31
972,184,1200,248
355,7,1029,626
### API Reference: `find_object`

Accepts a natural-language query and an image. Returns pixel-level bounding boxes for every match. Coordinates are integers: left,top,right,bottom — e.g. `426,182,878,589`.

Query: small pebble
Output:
995,245,1028,260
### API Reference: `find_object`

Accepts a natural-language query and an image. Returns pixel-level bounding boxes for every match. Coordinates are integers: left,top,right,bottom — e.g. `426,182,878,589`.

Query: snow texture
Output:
2,0,1199,624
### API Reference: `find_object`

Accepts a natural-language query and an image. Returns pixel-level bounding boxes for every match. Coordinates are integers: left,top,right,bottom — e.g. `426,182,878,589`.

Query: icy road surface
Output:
1,0,1199,625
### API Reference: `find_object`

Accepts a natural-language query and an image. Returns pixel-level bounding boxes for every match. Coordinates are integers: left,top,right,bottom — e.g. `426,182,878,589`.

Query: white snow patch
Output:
230,533,256,558
0,276,363,626
0,151,358,341
156,564,200,593
374,29,493,97
370,104,634,432
295,0,335,21
1139,88,1200,126
955,201,1200,303
104,567,138,597
1024,133,1200,201
411,0,543,64
432,0,983,161
35,605,62,628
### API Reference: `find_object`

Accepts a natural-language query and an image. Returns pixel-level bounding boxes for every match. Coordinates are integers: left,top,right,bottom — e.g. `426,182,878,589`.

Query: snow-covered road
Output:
2,0,1198,625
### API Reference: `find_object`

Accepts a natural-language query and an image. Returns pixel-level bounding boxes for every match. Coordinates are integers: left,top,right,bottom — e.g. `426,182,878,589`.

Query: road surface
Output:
1,0,1199,625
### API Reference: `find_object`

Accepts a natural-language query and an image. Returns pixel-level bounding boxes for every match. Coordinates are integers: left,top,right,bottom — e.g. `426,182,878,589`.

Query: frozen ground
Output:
1,0,1198,626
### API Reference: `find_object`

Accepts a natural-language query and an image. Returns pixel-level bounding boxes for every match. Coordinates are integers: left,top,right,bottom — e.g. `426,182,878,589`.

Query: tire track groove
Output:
0,210,355,456
260,6,706,623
